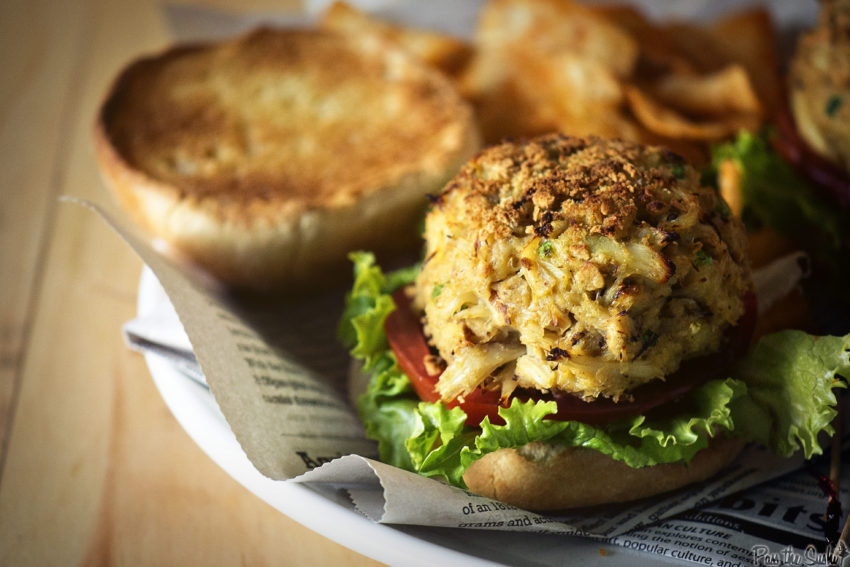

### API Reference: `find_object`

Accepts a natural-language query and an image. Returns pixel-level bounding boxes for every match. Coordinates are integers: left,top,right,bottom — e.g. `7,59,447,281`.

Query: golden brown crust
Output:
95,27,479,289
462,436,745,511
415,135,752,401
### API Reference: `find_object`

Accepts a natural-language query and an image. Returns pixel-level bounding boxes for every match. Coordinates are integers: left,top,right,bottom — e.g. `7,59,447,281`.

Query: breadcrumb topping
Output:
415,134,751,401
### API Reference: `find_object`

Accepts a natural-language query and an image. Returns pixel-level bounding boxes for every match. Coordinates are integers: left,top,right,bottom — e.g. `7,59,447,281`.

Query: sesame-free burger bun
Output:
462,437,745,511
95,27,480,290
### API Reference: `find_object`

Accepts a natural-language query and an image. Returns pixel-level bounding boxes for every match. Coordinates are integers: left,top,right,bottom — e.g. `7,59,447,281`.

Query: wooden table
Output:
0,1,385,564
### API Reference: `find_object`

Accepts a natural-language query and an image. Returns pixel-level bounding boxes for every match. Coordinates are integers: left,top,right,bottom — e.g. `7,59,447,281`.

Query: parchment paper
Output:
71,191,817,542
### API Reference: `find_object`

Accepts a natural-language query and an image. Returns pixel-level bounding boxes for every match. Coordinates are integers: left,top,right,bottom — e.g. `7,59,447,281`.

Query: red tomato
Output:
385,289,756,427
383,290,503,424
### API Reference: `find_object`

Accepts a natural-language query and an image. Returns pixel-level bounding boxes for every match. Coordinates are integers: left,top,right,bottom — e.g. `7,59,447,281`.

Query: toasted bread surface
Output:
462,436,745,511
96,27,479,289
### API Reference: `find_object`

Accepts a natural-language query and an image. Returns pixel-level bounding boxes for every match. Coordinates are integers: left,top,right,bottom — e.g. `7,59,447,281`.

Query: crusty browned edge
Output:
92,42,207,238
462,436,745,511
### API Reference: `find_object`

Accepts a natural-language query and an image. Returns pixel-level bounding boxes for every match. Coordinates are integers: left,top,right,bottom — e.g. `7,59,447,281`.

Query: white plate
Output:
138,268,663,567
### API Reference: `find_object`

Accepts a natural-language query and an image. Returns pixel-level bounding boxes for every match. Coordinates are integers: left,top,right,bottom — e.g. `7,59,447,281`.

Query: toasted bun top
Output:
98,27,475,221
95,27,479,289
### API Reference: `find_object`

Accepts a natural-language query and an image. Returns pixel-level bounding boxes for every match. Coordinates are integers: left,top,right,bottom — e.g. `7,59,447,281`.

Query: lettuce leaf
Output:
728,330,849,458
340,253,848,489
410,402,474,486
711,131,846,252
339,251,421,469
338,251,419,367
710,130,850,335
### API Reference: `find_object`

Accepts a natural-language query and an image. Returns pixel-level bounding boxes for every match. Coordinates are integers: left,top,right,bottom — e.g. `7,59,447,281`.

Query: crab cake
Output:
414,134,752,402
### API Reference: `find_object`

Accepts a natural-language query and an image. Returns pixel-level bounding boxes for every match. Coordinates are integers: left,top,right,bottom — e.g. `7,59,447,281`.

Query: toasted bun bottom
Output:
463,436,744,511
349,361,744,511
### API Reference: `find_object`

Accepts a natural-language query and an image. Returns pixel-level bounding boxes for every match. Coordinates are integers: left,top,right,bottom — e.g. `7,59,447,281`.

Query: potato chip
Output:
458,46,557,142
625,86,760,141
475,0,638,77
653,64,763,118
708,7,781,116
590,4,697,78
512,51,639,140
464,0,644,143
662,21,731,74
320,1,473,78
456,0,775,148
463,63,559,141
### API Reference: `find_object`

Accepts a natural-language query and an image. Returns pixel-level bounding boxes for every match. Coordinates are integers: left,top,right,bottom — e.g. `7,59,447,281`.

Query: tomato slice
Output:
384,290,503,424
385,289,756,426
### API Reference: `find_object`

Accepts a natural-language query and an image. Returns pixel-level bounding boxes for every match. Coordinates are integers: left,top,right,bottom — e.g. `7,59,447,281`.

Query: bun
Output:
348,361,743,511
94,27,479,290
462,437,744,511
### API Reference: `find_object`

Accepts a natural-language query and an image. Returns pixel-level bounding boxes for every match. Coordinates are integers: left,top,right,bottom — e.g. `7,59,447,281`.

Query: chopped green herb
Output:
715,196,732,219
431,283,445,299
537,240,554,258
825,95,843,117
671,162,686,179
694,249,713,268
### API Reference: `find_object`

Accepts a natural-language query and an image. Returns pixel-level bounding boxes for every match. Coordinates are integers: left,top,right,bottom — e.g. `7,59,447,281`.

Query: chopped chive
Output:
694,249,713,268
431,283,445,299
671,162,686,179
537,240,554,258
826,95,843,117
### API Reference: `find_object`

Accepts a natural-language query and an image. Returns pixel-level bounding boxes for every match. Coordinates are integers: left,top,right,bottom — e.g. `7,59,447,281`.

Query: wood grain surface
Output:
0,1,385,564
